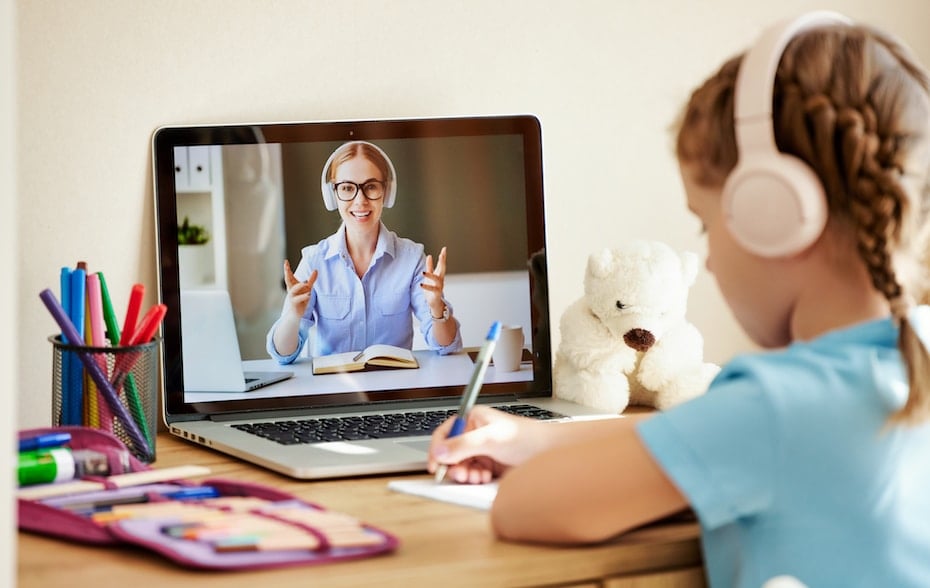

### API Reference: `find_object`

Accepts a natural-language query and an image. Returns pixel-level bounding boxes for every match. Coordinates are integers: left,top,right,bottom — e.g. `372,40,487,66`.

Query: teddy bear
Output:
553,240,720,413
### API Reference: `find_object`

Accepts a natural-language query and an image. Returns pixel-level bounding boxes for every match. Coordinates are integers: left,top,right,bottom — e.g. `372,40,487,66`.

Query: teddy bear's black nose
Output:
623,328,655,352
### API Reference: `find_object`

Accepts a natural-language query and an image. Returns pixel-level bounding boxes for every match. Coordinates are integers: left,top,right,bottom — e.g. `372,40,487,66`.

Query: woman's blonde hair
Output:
326,141,393,186
676,24,930,425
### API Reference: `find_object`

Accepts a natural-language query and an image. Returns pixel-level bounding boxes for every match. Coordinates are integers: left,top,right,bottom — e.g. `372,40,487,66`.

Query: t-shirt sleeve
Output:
636,372,776,530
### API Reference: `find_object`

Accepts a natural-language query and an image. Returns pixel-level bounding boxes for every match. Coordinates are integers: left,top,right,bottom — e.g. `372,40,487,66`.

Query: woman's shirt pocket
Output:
374,288,410,318
316,293,350,320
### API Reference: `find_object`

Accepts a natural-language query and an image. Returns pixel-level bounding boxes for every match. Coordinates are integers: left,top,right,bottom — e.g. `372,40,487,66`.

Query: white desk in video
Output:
184,349,534,403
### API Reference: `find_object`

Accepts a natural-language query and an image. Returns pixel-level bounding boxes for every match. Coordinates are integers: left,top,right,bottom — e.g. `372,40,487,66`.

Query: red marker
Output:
112,303,167,390
120,284,145,346
128,304,167,347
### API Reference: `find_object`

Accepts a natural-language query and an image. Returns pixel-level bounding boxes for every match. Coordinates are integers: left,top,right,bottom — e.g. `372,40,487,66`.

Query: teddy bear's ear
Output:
681,251,699,286
587,248,614,279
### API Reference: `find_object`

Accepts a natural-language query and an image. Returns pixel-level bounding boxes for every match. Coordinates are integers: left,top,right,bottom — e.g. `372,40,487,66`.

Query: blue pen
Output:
434,321,502,483
18,432,72,453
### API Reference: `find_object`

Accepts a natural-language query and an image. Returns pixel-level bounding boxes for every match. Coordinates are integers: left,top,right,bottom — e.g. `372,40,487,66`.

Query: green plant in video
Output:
177,216,210,245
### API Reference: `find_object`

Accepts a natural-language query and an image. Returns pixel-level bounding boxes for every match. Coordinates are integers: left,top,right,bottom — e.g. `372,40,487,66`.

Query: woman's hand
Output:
271,260,318,358
283,259,317,321
421,246,448,317
427,405,548,484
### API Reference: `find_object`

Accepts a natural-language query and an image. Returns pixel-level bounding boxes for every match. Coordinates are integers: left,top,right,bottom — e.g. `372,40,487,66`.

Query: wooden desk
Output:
18,434,705,587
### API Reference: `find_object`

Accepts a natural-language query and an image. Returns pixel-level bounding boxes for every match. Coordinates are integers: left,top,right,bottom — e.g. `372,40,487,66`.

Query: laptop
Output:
153,114,612,479
180,289,293,392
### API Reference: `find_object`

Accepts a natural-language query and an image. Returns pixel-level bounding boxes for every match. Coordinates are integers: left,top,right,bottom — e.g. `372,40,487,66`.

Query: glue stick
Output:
18,447,76,486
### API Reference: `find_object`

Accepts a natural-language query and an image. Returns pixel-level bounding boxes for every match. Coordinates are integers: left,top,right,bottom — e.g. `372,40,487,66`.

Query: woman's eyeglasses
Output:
333,180,386,202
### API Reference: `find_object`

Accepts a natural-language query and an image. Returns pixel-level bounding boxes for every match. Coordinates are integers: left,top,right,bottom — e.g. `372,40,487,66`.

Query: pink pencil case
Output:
17,426,399,570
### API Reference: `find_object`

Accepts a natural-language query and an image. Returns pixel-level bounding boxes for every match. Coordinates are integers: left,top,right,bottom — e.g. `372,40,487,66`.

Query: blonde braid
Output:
806,91,929,425
766,29,930,425
675,26,930,424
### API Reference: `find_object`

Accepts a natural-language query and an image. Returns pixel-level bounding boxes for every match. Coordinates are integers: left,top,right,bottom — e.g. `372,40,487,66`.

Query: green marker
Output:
97,272,154,451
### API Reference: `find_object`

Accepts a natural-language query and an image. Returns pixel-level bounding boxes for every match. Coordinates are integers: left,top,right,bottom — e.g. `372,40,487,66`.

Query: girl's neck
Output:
789,251,890,341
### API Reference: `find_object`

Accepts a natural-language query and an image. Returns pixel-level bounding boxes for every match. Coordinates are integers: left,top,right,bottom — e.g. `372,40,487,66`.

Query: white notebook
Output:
387,479,498,511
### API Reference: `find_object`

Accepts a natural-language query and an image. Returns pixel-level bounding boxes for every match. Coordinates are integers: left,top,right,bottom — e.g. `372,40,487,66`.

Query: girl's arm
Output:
429,406,688,539
490,415,689,545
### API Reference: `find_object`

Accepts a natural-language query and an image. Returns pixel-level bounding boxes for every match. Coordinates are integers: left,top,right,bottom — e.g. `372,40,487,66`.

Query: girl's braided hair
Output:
677,24,930,425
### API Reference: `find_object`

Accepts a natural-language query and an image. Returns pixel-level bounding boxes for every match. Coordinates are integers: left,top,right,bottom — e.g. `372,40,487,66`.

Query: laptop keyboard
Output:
231,404,565,446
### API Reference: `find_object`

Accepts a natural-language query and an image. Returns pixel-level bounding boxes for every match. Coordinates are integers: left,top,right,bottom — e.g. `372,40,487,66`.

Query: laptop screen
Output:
153,115,550,420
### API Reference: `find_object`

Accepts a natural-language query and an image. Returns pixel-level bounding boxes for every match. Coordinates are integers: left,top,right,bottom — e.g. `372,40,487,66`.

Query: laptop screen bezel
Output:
153,115,551,421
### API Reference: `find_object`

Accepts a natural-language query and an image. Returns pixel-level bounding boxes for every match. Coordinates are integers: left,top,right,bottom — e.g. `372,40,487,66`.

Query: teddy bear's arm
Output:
557,302,633,371
636,321,720,409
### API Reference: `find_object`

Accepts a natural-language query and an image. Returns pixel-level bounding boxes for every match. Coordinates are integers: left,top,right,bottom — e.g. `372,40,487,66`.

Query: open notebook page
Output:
387,479,498,511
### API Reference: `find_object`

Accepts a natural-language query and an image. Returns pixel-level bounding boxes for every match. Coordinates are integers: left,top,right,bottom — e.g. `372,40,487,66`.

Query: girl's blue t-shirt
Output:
637,307,930,588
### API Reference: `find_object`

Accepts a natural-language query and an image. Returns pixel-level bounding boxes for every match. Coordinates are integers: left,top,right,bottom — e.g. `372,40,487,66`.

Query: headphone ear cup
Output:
320,150,339,211
321,181,338,211
722,152,828,257
384,181,396,208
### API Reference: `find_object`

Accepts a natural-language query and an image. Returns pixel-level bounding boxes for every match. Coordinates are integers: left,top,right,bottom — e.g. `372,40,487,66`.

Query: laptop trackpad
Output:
396,439,431,454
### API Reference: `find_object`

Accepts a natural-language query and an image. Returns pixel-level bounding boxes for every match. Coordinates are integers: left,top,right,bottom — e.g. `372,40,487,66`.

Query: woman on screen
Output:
266,140,463,363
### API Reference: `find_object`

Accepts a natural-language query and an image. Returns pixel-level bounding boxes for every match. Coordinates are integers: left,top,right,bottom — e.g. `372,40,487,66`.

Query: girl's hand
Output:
427,406,546,484
283,260,317,321
421,246,448,316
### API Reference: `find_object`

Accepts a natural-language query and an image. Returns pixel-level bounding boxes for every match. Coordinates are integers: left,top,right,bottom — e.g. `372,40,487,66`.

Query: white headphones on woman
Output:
320,140,398,211
723,11,851,257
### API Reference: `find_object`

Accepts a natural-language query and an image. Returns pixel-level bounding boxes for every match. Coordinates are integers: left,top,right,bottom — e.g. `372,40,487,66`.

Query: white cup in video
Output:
492,325,524,372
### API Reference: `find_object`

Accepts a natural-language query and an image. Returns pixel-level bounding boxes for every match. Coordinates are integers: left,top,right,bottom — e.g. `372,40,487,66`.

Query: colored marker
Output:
59,267,74,425
128,303,167,346
162,486,221,500
96,272,121,345
86,272,105,427
434,321,501,483
98,272,154,450
18,432,72,453
120,284,145,346
112,302,167,390
86,273,106,348
63,494,150,514
38,288,152,461
68,267,86,426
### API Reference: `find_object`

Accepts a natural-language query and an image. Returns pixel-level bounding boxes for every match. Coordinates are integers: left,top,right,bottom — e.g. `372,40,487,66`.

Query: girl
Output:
428,16,930,587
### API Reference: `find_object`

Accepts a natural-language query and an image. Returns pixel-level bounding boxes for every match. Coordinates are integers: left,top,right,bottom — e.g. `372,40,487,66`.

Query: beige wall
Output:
15,0,930,428
4,0,17,581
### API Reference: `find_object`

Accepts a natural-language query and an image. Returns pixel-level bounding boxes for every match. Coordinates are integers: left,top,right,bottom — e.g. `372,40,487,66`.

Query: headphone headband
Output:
734,11,852,153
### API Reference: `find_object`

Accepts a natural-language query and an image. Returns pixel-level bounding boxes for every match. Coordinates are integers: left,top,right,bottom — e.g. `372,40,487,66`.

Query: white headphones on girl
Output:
723,11,851,257
320,140,398,211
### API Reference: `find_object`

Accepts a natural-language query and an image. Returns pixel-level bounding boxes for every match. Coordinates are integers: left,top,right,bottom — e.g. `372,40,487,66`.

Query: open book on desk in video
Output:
312,344,420,375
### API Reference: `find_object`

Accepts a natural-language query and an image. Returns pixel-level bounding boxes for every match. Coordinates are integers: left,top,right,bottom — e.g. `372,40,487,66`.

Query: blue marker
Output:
59,267,74,425
18,432,72,453
162,486,220,500
66,267,86,426
434,321,502,483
